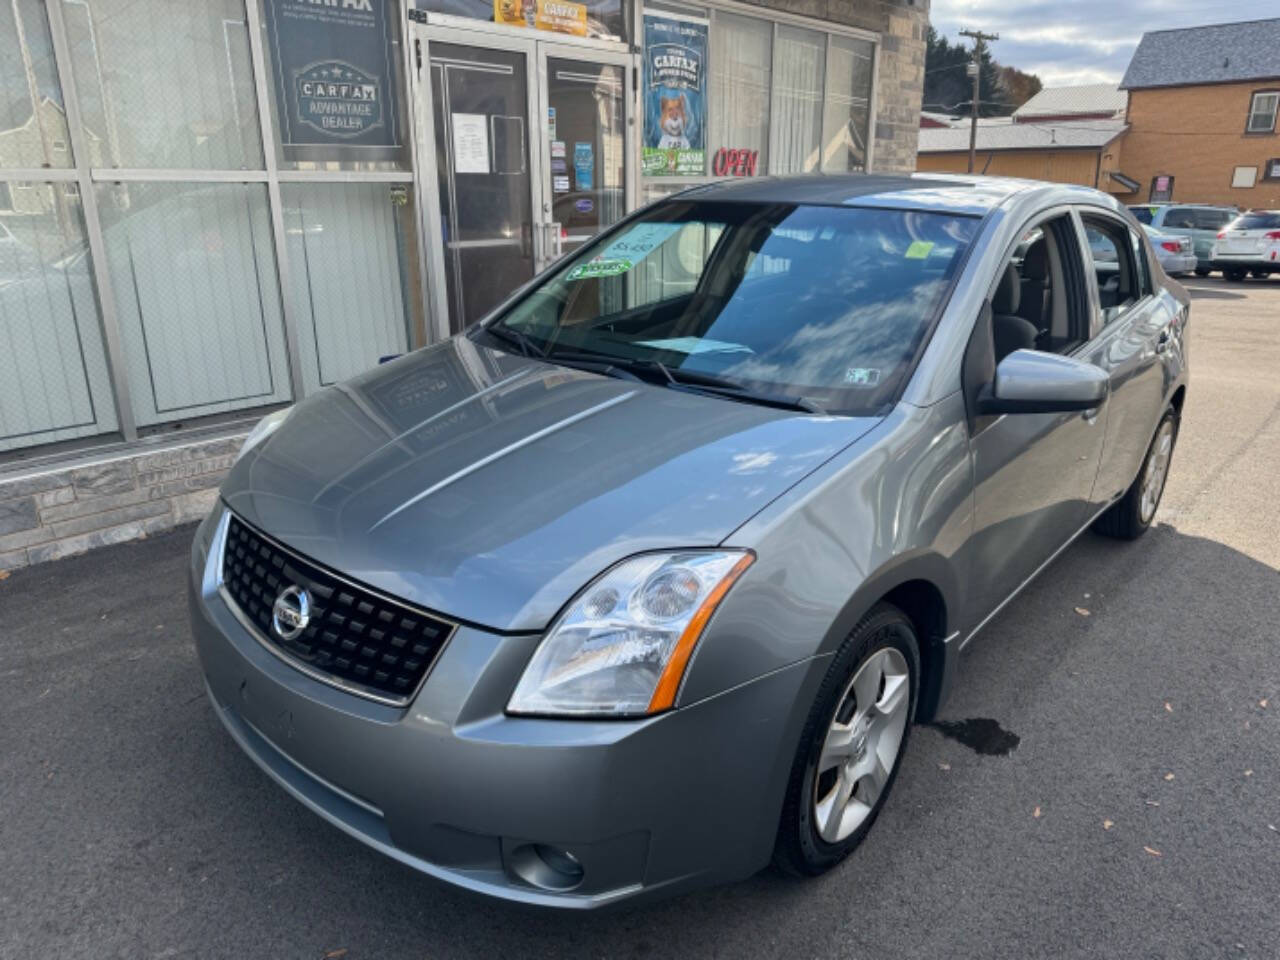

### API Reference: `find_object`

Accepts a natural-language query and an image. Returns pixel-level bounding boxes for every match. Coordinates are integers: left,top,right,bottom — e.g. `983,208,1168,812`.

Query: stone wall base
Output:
0,432,247,572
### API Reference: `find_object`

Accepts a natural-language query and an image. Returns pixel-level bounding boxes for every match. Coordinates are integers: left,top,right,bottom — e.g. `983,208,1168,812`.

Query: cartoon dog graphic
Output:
656,94,692,150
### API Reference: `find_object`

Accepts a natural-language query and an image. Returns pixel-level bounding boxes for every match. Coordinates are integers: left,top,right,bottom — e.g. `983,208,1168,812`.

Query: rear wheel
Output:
1093,408,1178,540
1224,267,1249,282
1251,269,1270,279
773,604,918,876
1194,267,1211,277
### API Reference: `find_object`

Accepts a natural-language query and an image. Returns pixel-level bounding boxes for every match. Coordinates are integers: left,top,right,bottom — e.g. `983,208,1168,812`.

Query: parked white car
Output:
1210,210,1280,281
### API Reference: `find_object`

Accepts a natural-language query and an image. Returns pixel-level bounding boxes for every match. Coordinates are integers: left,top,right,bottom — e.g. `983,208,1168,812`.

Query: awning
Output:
1108,171,1141,192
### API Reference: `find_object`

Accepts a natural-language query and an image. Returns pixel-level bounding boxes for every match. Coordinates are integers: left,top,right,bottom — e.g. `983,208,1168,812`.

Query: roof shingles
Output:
1121,18,1280,90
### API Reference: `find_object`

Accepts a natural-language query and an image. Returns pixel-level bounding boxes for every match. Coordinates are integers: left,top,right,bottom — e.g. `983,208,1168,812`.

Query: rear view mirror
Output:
977,349,1109,415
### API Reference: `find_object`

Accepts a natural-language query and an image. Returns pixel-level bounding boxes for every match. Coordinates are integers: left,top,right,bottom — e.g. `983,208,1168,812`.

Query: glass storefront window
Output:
415,0,630,43
1,0,73,169
708,12,771,177
0,182,117,449
770,25,826,174
822,35,874,173
281,182,420,394
61,0,262,169
94,182,292,426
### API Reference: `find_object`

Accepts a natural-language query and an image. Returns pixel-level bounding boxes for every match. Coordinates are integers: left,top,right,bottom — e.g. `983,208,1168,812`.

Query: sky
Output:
929,0,1269,87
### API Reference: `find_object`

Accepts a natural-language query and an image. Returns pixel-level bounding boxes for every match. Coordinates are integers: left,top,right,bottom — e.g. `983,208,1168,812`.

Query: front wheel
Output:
773,604,918,876
1093,408,1178,540
1194,267,1211,277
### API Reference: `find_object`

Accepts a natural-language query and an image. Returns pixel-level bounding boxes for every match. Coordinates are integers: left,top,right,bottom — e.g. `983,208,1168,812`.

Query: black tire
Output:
772,603,919,877
1093,407,1179,540
1224,268,1248,282
1194,267,1211,277
1251,269,1270,279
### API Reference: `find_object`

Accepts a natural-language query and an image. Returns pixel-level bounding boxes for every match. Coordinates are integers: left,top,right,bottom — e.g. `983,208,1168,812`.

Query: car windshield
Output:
1227,211,1280,231
484,201,979,415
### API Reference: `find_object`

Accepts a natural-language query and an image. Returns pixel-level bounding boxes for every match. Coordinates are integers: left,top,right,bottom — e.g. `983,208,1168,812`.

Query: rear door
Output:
1074,208,1171,507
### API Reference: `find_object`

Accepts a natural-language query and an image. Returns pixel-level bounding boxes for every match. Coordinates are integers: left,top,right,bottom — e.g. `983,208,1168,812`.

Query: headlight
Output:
234,406,292,464
508,551,754,717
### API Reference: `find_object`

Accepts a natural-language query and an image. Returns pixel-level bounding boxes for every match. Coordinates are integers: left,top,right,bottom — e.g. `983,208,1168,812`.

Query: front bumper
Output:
189,506,818,907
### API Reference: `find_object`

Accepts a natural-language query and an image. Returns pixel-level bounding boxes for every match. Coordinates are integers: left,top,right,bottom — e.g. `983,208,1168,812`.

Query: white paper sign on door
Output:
452,113,490,174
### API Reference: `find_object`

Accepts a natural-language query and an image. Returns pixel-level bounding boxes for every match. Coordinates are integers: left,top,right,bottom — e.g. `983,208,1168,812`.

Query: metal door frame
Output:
410,19,638,340
535,41,637,273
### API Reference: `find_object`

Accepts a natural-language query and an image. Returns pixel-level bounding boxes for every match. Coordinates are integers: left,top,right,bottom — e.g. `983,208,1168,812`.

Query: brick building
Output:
1116,18,1280,208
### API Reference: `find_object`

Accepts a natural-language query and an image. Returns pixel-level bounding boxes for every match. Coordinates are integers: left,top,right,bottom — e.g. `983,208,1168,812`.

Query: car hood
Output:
222,337,879,632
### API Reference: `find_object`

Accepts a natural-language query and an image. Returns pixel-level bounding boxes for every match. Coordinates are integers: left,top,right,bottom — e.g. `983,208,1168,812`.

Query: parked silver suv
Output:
190,175,1189,907
1128,203,1238,275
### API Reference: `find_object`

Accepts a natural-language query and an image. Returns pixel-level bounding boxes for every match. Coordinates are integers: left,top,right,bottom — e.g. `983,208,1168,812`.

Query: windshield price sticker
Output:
599,222,683,264
904,240,935,259
566,258,633,281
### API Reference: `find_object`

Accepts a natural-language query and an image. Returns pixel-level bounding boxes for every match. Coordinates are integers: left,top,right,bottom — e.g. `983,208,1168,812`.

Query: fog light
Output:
508,843,585,891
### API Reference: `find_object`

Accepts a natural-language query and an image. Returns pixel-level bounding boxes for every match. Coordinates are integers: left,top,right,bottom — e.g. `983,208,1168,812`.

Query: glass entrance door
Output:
417,25,634,336
538,49,630,270
427,39,539,334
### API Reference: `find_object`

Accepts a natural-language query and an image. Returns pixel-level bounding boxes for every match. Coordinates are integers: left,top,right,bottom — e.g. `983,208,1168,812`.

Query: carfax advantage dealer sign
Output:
265,0,401,155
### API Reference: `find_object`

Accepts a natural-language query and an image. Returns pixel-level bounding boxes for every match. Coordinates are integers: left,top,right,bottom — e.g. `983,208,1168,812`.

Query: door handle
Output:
1155,328,1172,354
551,221,563,259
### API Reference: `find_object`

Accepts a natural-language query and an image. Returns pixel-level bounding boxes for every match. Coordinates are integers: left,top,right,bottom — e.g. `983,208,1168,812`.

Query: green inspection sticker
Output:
566,258,633,281
904,240,935,259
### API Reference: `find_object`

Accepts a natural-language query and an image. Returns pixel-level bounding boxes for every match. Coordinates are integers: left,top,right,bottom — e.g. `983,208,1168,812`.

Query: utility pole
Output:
959,28,998,174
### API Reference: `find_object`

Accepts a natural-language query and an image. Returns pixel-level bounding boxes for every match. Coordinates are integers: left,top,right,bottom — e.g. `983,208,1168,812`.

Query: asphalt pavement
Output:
2,277,1278,960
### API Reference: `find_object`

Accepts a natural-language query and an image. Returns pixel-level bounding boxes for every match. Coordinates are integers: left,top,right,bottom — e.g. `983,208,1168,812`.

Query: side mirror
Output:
977,349,1109,415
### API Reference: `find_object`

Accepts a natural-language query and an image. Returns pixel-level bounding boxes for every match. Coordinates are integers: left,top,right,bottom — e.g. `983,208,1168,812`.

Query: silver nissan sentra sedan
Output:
189,174,1188,907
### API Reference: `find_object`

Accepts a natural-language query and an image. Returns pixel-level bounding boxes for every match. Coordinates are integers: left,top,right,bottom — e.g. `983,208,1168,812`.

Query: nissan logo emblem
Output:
271,585,311,641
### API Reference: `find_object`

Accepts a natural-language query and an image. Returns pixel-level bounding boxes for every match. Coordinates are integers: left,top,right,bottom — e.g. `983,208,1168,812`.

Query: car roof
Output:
670,173,1114,217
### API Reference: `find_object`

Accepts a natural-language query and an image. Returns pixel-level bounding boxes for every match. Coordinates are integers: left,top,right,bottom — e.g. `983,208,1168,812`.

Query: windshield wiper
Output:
543,350,826,415
476,324,547,359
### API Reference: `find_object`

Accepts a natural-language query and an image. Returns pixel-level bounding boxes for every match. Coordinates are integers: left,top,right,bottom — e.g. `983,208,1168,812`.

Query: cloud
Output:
930,0,1265,87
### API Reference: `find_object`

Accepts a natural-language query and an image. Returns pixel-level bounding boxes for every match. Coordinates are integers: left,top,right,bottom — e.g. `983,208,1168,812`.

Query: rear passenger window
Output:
1194,209,1233,230
1163,208,1197,229
1082,215,1143,325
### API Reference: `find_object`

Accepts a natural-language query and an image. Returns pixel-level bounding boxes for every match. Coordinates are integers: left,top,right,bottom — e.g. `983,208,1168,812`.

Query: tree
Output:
923,27,1041,118
999,65,1043,111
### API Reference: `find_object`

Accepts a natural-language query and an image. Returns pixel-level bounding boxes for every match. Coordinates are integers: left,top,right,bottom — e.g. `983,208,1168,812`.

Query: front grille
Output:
220,514,455,705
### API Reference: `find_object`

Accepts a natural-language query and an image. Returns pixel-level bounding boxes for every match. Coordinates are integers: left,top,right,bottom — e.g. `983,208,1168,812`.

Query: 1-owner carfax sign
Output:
266,0,401,156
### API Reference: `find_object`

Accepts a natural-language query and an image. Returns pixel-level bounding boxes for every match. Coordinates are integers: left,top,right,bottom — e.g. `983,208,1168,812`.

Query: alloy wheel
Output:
1139,420,1175,524
812,647,910,844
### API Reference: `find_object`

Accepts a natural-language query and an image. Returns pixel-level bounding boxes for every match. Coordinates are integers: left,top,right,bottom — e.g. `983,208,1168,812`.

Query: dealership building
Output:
0,0,927,565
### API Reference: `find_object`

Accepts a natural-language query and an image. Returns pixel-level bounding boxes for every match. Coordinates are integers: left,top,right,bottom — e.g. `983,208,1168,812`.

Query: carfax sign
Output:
265,0,400,154
642,13,707,177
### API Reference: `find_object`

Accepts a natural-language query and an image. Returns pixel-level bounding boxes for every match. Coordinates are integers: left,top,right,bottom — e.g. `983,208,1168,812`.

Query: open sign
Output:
712,148,759,177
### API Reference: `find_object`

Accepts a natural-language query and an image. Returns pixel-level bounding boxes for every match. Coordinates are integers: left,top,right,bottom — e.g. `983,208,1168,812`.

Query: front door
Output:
415,25,633,336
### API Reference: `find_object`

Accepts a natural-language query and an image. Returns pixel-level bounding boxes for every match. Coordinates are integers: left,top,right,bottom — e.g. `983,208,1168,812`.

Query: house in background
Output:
1117,18,1280,207
1012,84,1126,124
915,117,1128,189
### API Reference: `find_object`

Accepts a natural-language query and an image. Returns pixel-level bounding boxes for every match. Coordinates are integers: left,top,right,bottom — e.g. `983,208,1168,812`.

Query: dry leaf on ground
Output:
1033,806,1042,818
0,570,10,581
1164,702,1173,713
1163,772,1175,781
1144,846,1162,857
1074,607,1090,616
1261,699,1269,709
322,950,349,960
938,762,951,771
1103,819,1114,830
